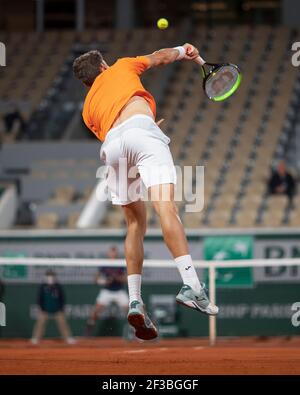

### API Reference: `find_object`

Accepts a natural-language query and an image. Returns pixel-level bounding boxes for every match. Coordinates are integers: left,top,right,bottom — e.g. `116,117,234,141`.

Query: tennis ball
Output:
157,18,169,30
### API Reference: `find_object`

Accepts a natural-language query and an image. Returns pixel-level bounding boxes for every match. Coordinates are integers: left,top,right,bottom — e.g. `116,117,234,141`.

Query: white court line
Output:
116,347,203,355
123,349,146,354
116,347,170,355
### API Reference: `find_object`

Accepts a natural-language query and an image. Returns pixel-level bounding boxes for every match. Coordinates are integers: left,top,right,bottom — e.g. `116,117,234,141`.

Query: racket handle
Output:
194,56,206,66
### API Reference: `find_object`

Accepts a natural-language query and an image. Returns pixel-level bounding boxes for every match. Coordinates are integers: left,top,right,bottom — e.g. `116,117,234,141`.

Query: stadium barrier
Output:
1,257,299,345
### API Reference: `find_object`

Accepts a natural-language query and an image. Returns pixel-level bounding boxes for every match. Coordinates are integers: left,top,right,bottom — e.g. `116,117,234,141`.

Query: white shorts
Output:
96,289,129,308
100,115,177,205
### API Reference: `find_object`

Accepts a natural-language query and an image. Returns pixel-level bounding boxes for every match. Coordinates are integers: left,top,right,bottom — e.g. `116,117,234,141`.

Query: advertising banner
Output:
203,236,253,288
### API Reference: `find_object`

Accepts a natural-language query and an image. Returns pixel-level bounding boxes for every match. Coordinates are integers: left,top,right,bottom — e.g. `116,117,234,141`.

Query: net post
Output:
209,264,217,346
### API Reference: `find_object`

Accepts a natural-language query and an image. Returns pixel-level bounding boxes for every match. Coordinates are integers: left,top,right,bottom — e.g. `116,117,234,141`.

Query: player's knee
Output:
128,221,146,239
125,213,146,236
153,200,177,217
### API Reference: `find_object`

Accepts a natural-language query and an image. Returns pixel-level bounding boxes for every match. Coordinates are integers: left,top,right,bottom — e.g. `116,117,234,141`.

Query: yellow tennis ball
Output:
157,18,169,30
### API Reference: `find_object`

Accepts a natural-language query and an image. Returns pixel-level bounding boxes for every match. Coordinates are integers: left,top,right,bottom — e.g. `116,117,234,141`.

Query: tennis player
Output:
86,246,128,335
73,44,219,340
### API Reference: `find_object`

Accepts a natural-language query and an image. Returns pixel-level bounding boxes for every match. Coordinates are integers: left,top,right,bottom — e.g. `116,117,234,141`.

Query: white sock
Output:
175,255,201,293
127,274,143,305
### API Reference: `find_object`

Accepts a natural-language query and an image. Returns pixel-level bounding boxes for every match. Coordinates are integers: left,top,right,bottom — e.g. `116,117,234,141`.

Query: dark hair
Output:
73,50,104,87
45,269,56,276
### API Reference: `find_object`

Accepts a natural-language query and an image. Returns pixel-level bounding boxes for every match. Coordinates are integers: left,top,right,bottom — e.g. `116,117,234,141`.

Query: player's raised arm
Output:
145,43,199,69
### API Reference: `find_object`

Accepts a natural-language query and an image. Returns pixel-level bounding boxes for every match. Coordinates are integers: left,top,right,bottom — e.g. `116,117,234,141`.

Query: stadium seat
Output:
36,212,59,229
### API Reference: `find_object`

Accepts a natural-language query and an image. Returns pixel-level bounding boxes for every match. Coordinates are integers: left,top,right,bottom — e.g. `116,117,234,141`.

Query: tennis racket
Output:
194,56,241,101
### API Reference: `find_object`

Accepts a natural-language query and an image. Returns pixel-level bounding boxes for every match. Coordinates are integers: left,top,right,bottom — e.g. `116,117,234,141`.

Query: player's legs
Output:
31,311,48,344
88,303,106,325
150,183,201,291
111,290,129,306
85,303,105,336
122,200,158,340
92,303,106,320
55,312,75,344
150,183,189,258
150,183,218,316
85,289,111,335
103,116,216,327
122,200,146,277
101,119,161,340
111,290,129,317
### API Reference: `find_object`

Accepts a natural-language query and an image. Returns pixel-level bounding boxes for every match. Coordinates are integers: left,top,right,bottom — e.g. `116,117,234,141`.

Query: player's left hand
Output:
183,43,199,60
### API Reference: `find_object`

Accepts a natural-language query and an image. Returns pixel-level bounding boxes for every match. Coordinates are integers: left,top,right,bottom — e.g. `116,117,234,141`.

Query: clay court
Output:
0,337,300,375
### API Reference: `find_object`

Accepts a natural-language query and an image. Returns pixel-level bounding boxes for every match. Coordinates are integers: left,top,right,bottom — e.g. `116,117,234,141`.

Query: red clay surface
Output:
0,337,300,375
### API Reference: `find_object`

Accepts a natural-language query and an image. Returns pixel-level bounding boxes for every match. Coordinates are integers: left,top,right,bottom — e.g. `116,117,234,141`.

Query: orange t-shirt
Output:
82,56,156,142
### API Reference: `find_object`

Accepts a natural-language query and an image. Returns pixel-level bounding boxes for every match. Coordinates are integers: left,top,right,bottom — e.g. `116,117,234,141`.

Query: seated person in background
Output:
268,160,296,205
0,102,26,141
86,246,128,335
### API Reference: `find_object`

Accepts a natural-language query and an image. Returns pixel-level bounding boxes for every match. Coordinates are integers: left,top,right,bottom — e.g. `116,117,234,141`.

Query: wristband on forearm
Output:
173,46,186,60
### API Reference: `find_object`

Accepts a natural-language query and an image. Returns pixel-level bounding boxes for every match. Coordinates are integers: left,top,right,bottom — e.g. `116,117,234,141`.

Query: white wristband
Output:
174,46,186,60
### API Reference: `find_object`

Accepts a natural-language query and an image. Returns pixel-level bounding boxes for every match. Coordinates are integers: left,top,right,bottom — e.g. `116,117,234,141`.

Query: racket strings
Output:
205,65,241,101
